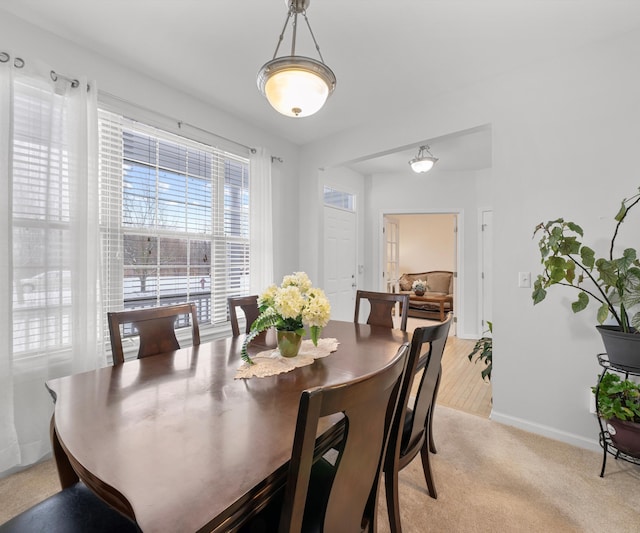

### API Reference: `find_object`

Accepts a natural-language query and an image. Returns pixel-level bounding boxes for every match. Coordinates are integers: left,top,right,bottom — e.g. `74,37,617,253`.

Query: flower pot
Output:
414,290,425,297
596,325,640,370
606,418,640,458
277,330,303,358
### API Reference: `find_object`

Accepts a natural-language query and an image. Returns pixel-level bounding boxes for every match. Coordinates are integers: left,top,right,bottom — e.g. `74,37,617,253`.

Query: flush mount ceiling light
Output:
257,0,336,118
409,145,439,173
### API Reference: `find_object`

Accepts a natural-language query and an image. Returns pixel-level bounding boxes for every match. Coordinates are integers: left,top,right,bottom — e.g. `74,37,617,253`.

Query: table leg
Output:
50,415,79,488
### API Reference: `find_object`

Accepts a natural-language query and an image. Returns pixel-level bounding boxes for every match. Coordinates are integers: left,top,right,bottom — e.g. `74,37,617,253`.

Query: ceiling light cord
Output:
272,8,293,60
301,10,326,63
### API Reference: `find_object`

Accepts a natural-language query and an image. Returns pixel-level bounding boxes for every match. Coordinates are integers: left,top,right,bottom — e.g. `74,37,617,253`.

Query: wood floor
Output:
406,317,492,418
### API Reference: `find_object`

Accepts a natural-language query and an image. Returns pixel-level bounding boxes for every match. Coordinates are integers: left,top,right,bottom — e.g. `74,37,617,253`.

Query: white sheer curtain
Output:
0,54,103,475
249,148,274,293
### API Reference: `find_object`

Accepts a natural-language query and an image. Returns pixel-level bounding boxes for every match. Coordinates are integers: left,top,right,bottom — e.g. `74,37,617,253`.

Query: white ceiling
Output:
2,0,640,173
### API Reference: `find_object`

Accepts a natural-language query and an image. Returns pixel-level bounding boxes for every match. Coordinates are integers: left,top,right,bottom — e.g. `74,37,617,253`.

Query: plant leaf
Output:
614,201,628,222
571,292,588,313
566,221,583,235
532,279,547,305
580,246,595,269
310,325,321,345
596,302,610,324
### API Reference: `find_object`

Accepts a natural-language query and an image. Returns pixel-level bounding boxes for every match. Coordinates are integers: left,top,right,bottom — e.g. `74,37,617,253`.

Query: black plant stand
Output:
594,353,640,477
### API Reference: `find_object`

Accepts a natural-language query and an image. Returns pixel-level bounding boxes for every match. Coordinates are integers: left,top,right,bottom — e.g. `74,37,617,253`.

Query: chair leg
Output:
384,467,403,533
428,370,442,454
420,441,437,499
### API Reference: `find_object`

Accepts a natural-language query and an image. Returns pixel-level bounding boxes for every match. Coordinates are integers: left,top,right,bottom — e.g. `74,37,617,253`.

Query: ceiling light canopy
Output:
257,0,336,118
409,145,438,173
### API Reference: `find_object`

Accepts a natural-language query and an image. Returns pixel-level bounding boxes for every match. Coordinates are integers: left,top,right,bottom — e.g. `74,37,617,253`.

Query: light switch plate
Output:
518,272,531,288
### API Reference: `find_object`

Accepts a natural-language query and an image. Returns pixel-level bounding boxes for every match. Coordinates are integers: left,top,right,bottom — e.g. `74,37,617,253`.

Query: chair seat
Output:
239,458,336,533
0,482,140,533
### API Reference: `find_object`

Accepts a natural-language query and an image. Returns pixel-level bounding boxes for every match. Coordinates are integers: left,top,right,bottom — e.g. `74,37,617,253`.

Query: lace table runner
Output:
235,338,339,379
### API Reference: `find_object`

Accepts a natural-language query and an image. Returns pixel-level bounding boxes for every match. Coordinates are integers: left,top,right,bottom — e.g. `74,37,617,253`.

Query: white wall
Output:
0,10,300,283
395,214,456,273
361,168,484,338
300,29,640,450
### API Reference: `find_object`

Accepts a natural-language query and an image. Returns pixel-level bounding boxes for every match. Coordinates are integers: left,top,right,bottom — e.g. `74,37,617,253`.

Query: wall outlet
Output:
518,271,531,288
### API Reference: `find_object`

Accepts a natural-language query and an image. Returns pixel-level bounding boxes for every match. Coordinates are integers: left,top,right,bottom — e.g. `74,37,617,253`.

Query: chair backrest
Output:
354,290,410,331
391,315,451,459
227,295,260,336
278,343,409,533
107,303,200,365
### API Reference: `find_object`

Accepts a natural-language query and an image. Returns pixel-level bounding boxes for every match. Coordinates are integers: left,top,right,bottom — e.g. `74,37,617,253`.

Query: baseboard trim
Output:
490,410,600,453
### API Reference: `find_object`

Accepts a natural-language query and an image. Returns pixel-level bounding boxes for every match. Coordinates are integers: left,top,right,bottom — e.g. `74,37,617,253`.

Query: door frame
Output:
377,208,466,337
478,207,493,335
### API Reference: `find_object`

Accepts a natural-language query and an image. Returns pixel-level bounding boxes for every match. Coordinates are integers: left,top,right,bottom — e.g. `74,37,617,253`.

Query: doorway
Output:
382,212,459,335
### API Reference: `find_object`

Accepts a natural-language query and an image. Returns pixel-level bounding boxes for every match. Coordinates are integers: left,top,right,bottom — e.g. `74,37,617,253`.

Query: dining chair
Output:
239,342,409,533
107,302,200,365
354,290,410,331
228,294,260,336
0,481,141,532
383,315,451,533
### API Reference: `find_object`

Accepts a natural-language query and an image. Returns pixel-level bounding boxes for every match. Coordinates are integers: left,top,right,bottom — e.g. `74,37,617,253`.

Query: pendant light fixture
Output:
409,145,439,173
257,0,336,118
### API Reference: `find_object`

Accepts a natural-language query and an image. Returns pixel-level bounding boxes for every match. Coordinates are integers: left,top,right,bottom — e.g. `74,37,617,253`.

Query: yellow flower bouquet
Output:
241,272,331,364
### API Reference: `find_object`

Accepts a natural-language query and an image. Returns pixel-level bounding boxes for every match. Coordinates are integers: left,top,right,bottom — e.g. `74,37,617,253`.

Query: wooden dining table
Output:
45,320,409,532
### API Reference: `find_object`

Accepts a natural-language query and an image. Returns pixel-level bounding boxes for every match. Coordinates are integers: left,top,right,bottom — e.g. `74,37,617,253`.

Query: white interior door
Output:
324,206,357,321
384,216,400,292
481,210,493,331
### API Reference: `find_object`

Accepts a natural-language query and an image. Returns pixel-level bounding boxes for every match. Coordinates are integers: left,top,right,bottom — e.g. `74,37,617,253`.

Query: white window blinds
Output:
98,110,250,333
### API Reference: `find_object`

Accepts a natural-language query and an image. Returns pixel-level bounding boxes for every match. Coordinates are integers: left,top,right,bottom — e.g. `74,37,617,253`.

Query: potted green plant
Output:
592,372,640,457
467,321,492,382
241,272,331,364
532,187,640,368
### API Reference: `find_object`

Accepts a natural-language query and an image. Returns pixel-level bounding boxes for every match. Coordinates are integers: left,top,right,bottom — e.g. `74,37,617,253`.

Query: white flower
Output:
412,279,427,291
282,271,312,293
274,285,305,319
302,288,331,327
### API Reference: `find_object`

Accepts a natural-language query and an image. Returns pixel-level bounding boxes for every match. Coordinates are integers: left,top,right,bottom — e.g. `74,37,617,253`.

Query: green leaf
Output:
558,236,580,255
565,260,576,284
566,221,584,236
571,292,588,313
532,281,547,305
596,303,610,324
241,310,282,364
596,258,618,287
620,248,637,270
580,246,595,269
310,325,321,345
549,266,567,283
614,202,628,222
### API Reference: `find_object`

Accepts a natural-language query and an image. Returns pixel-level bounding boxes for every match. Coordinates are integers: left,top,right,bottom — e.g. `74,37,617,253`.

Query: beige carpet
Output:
377,406,640,533
2,406,639,532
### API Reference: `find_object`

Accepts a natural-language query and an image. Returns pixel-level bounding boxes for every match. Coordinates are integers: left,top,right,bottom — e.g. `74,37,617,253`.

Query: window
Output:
99,111,250,334
323,185,355,211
